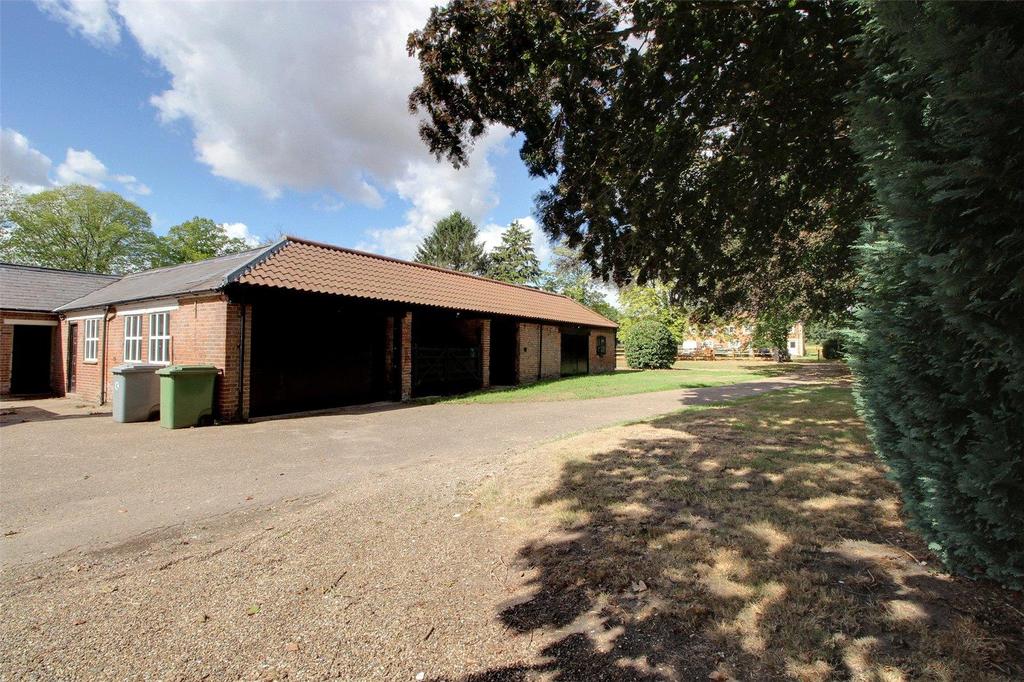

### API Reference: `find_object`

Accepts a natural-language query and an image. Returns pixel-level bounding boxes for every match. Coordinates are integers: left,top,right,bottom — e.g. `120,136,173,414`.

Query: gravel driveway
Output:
1,376,823,680
1,378,802,566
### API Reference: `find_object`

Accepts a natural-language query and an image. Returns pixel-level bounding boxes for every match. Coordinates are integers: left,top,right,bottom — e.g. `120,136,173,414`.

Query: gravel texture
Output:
1,376,821,566
1,375,838,680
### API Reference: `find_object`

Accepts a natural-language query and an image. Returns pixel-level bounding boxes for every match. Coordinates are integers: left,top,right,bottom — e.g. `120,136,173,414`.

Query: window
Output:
596,335,607,357
83,318,99,362
123,314,142,362
149,312,171,364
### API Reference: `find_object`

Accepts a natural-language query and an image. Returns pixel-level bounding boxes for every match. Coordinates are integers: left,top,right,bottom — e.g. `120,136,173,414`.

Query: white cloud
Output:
2,130,149,196
220,221,261,247
1,129,53,193
36,0,120,46
54,147,151,195
112,1,438,203
360,128,508,259
54,147,106,185
38,1,515,253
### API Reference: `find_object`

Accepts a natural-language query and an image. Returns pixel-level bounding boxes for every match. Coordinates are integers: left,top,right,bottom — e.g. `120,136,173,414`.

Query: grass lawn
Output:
443,359,819,404
470,380,1024,680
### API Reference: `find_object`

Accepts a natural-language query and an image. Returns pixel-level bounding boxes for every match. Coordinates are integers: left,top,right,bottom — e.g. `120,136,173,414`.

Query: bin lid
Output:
155,364,220,376
112,363,164,374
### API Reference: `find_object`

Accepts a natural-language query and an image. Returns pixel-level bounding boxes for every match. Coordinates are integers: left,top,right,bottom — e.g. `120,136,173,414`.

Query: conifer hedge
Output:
849,3,1024,587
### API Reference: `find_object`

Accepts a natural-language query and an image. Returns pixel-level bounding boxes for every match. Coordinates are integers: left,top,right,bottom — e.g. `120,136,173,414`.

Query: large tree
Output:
0,184,157,273
408,0,868,318
414,211,487,273
157,217,253,266
543,245,619,321
849,2,1024,587
485,220,542,285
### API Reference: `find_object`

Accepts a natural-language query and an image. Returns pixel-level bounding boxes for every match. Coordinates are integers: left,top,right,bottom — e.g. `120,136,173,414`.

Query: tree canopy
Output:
542,245,619,322
408,0,868,318
0,184,158,273
157,217,252,266
485,220,542,285
414,211,487,274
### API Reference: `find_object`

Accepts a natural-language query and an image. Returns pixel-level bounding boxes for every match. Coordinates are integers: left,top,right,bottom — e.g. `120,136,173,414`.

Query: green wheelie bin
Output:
156,364,219,429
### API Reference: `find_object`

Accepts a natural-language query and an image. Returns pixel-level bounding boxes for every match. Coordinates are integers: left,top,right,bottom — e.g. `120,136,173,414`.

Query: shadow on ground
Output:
0,405,111,426
456,386,1024,681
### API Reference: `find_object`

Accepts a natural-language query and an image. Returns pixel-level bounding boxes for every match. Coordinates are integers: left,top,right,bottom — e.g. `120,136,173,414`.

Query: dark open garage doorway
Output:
560,328,589,376
10,324,53,394
248,293,398,417
489,318,518,386
412,310,483,397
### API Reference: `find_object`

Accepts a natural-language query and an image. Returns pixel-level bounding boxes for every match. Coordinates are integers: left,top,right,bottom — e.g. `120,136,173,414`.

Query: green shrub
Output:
623,320,677,369
849,3,1023,587
821,335,845,360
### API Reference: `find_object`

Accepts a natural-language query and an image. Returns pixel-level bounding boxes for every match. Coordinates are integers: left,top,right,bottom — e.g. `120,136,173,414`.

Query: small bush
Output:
623,320,677,369
822,335,846,360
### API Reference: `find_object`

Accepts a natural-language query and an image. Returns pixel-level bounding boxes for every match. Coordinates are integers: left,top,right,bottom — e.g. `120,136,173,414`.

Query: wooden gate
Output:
413,346,480,396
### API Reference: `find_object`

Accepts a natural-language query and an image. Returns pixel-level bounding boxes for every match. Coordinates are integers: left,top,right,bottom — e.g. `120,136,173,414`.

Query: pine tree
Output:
485,220,541,285
849,2,1024,587
414,211,486,274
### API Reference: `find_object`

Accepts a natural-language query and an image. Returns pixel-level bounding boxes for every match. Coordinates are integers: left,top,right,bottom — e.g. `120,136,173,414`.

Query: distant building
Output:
787,322,805,358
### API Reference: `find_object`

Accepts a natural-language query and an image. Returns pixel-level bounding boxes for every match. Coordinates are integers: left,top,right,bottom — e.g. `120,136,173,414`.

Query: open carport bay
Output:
247,291,400,417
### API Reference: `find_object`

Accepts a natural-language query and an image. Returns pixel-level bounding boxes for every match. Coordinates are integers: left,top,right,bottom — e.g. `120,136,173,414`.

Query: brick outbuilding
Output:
0,264,118,397
37,236,616,421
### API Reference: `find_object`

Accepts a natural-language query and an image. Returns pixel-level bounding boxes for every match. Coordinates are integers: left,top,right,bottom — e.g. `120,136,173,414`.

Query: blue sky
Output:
0,0,552,261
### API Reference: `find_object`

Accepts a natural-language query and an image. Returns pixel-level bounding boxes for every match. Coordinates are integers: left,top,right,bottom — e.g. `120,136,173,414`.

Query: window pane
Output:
124,315,142,361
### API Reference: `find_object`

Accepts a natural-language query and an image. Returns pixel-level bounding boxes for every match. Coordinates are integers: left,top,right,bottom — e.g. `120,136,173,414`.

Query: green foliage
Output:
0,184,157,273
485,220,541,285
752,304,796,361
821,335,846,361
414,211,487,274
408,1,868,318
542,245,618,321
157,217,252,266
622,320,677,370
849,3,1024,587
617,281,687,342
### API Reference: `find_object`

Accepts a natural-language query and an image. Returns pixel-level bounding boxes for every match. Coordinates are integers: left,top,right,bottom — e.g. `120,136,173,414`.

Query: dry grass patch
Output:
465,385,1024,681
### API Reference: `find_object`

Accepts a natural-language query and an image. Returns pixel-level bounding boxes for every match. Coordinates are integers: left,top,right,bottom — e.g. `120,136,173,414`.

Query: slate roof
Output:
55,246,275,312
0,263,119,312
235,237,617,328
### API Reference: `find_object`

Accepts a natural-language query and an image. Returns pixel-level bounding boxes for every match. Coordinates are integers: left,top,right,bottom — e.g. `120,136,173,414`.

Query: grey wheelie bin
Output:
111,363,163,422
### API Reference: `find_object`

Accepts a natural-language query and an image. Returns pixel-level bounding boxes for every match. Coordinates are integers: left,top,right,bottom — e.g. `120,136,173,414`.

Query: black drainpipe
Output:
236,303,247,422
99,305,111,405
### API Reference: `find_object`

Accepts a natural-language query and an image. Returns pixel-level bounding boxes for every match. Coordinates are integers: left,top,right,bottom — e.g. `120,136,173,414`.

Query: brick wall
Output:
589,327,617,374
516,322,561,383
400,311,412,400
0,311,62,396
60,295,249,420
480,319,491,388
60,313,105,403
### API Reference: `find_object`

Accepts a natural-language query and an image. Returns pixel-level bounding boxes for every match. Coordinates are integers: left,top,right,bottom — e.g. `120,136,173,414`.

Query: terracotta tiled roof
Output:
236,237,617,328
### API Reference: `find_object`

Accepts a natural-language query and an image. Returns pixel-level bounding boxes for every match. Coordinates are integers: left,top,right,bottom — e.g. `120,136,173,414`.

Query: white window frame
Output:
83,318,100,362
148,312,171,365
123,314,143,363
